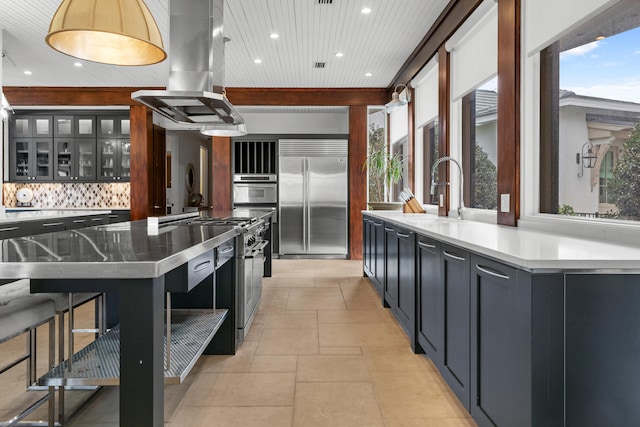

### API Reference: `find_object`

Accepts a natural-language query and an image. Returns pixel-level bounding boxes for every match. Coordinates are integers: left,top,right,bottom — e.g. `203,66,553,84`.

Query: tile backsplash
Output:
3,183,130,209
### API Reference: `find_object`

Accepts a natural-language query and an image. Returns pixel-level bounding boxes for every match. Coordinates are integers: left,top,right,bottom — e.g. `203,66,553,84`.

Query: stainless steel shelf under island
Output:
0,213,242,427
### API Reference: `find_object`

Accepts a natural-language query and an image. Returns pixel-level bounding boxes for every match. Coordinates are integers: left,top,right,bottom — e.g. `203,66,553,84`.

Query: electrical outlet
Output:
500,194,510,212
439,194,444,207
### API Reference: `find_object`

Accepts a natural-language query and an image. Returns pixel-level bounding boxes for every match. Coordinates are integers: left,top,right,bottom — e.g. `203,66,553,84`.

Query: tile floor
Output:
0,259,476,426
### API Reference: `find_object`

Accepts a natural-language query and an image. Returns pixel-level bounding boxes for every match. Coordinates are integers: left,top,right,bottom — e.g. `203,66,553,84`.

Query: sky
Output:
560,26,640,104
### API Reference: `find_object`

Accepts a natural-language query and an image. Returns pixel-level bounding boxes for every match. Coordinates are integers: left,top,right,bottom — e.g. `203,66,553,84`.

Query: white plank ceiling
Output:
0,0,449,89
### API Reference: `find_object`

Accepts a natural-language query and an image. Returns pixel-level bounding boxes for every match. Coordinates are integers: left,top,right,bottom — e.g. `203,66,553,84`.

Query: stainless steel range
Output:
190,215,267,340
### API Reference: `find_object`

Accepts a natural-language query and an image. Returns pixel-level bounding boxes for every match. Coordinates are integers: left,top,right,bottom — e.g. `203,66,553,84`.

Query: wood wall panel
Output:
130,105,154,221
437,45,451,217
152,126,166,217
497,0,521,226
211,137,232,211
349,106,368,260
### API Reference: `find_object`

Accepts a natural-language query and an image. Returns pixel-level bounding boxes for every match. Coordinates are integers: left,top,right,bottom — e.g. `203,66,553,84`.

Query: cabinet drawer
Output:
216,241,235,269
165,249,215,292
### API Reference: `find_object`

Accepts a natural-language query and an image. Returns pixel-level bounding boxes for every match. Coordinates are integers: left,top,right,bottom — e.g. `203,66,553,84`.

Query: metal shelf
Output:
39,309,228,387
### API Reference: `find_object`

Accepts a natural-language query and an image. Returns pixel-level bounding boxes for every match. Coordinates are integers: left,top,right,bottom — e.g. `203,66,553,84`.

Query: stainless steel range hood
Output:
132,0,245,133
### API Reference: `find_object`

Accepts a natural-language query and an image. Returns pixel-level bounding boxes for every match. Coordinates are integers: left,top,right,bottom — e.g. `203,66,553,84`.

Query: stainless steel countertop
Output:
0,219,241,280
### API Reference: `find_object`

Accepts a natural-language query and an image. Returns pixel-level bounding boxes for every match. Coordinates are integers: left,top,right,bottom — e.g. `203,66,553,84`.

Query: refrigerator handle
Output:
303,158,308,253
306,158,311,252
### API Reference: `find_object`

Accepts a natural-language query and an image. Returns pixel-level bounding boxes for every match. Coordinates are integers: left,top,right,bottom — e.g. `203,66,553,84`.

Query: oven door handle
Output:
245,240,269,258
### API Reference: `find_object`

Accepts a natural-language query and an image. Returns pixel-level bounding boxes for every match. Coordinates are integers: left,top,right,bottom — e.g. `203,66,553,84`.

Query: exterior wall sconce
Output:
386,84,411,113
46,0,166,66
577,141,597,177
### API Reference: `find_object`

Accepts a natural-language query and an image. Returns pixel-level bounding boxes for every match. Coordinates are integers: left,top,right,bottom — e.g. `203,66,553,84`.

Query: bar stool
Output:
0,293,56,426
0,280,105,424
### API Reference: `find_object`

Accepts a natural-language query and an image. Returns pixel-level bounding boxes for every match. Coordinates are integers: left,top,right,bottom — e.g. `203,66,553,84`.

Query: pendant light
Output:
46,0,166,66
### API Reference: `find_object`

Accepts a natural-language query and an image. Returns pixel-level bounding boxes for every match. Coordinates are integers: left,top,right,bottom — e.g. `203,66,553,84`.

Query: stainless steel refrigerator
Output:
279,139,348,256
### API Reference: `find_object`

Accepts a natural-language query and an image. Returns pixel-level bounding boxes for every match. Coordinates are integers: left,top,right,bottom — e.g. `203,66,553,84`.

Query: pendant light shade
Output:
46,0,166,66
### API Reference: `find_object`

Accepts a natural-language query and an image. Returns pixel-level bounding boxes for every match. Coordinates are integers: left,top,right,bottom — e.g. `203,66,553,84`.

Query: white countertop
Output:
0,209,112,224
363,211,640,273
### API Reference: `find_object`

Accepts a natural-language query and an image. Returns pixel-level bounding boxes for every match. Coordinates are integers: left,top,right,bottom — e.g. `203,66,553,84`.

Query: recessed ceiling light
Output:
361,7,372,14
74,62,83,67
24,70,32,75
335,52,344,57
254,58,262,64
270,33,279,39
365,72,372,77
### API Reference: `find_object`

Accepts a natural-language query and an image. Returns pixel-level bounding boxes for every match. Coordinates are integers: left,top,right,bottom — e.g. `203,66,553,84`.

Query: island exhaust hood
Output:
132,0,246,135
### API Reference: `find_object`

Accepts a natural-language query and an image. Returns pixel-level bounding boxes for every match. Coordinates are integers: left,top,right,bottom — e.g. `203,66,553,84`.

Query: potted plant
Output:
363,146,405,210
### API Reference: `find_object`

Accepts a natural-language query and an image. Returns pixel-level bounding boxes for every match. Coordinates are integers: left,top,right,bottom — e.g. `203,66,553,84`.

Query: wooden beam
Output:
3,87,163,106
211,137,232,211
349,106,368,260
497,0,521,226
390,0,482,88
130,105,154,220
225,88,388,106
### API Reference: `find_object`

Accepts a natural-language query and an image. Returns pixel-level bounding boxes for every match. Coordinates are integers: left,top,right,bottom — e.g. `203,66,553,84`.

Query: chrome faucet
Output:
430,156,465,220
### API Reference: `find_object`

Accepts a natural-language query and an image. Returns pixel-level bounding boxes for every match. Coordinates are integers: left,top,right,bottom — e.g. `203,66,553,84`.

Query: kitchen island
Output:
0,215,241,427
363,211,640,427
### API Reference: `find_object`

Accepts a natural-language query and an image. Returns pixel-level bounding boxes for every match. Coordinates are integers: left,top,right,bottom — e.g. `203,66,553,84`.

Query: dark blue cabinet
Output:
440,243,471,409
470,255,532,427
362,215,385,297
383,222,416,349
416,234,442,364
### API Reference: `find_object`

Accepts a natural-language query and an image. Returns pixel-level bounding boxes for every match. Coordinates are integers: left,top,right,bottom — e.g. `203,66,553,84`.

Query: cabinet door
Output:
11,115,33,137
383,224,398,309
417,235,442,362
97,116,118,137
54,116,74,137
76,139,97,180
363,217,373,276
119,139,131,181
74,116,96,137
33,139,53,181
440,243,470,409
373,220,385,296
98,139,118,180
396,226,416,346
119,117,130,138
11,138,33,181
54,138,74,181
470,255,531,427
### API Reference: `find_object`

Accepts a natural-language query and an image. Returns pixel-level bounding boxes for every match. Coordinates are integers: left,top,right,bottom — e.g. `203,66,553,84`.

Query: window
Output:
391,137,408,201
366,107,387,203
540,1,640,221
422,120,439,204
462,77,498,210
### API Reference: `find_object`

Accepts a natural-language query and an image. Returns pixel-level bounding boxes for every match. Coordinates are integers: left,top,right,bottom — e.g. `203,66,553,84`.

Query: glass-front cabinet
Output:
97,116,130,138
54,139,96,181
98,139,130,181
9,113,129,182
10,115,53,138
10,138,53,181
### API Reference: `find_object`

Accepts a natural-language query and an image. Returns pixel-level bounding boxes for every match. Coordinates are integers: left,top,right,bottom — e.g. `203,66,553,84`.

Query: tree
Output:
610,123,640,220
474,142,497,210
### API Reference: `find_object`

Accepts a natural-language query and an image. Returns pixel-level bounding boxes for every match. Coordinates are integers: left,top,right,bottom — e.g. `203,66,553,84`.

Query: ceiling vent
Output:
314,62,326,69
316,0,333,4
